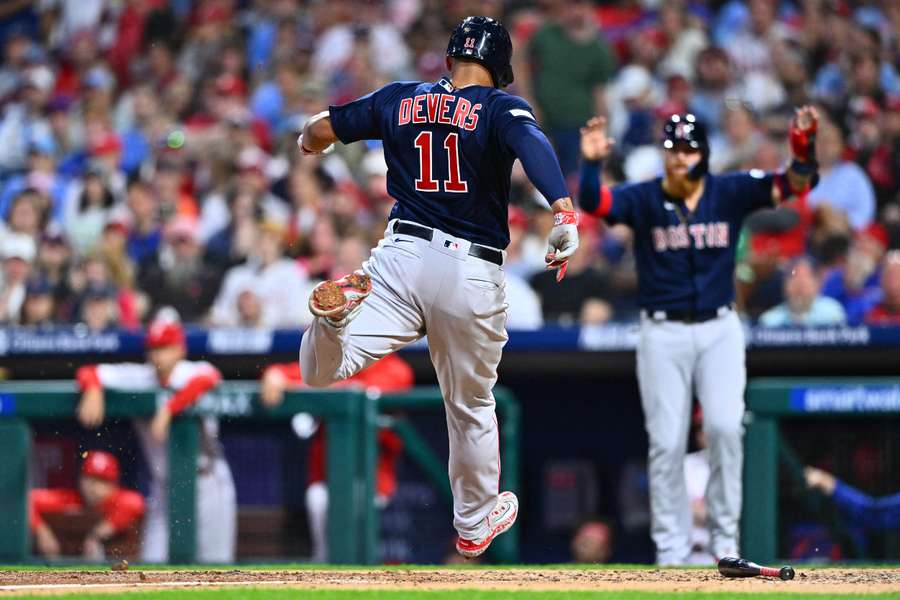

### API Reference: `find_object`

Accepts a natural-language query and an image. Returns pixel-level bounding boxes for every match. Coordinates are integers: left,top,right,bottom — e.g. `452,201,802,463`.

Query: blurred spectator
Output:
0,65,55,175
865,251,900,325
204,188,262,269
759,257,846,327
34,225,74,320
0,232,35,323
124,179,161,265
528,0,615,176
30,451,145,561
709,101,764,174
210,221,311,328
721,0,787,112
63,166,119,255
20,275,55,327
152,156,197,221
656,2,708,82
73,252,138,330
689,46,738,130
4,188,47,243
79,282,119,332
311,1,410,83
820,226,886,326
199,146,287,250
807,118,875,231
138,217,222,322
0,142,68,224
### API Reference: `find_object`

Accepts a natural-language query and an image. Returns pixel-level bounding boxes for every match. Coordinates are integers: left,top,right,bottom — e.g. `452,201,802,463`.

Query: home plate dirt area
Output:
0,567,899,596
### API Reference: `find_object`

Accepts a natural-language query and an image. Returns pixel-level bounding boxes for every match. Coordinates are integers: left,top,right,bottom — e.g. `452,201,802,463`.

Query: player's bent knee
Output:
299,360,336,388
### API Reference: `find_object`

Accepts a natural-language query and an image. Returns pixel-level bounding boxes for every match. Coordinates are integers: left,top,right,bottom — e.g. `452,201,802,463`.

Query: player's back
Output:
330,78,529,249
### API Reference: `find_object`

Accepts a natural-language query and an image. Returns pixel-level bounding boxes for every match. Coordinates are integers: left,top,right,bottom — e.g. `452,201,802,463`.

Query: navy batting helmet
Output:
446,16,514,88
662,114,709,179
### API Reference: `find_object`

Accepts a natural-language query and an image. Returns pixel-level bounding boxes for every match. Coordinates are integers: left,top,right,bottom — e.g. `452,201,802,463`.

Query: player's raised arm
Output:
502,109,579,281
773,105,819,203
577,117,616,216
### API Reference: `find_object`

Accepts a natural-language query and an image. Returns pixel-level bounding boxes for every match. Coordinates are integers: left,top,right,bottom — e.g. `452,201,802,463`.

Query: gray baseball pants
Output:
300,220,508,540
636,310,745,565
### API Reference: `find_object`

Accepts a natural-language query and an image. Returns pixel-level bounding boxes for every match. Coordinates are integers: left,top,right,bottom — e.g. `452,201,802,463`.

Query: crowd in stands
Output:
0,0,898,331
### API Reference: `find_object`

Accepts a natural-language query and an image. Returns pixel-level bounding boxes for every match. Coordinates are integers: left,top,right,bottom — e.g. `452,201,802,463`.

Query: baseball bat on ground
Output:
717,557,795,581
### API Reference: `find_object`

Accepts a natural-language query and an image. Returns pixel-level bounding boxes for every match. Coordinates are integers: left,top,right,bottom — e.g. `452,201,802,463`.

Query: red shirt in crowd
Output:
865,303,900,325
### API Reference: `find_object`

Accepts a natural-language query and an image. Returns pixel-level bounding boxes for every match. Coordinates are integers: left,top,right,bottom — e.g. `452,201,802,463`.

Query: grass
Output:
6,591,899,600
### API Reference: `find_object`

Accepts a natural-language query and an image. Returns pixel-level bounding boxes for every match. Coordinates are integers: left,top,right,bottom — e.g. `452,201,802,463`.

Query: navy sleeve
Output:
576,160,637,226
718,170,776,217
329,82,403,144
608,184,640,226
501,99,569,204
578,160,602,212
833,481,900,530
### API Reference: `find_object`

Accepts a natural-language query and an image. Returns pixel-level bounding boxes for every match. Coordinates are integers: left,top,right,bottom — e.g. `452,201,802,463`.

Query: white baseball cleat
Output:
456,491,518,558
309,270,373,328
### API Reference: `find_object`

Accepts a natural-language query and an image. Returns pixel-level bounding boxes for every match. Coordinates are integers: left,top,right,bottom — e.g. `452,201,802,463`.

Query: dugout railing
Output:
0,382,520,565
743,377,900,564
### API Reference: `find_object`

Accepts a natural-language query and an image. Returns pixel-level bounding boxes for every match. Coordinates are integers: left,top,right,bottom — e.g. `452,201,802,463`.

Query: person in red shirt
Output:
75,308,235,563
31,451,144,560
260,353,413,562
865,252,900,324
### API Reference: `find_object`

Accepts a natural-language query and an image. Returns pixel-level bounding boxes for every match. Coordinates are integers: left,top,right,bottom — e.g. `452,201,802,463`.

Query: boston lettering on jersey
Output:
652,222,729,252
397,93,483,131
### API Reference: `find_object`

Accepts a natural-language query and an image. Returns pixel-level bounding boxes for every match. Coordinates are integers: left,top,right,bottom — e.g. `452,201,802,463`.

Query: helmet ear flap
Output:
500,64,514,87
688,150,709,180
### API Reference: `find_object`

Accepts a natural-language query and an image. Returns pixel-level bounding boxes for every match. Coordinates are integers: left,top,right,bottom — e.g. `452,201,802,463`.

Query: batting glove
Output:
545,210,579,282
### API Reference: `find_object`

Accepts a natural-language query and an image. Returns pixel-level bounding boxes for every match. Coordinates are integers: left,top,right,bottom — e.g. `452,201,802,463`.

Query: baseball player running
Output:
578,107,819,564
76,310,236,563
297,16,578,557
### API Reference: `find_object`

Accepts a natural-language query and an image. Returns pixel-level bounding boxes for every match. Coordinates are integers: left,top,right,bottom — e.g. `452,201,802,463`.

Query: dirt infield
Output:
0,567,899,596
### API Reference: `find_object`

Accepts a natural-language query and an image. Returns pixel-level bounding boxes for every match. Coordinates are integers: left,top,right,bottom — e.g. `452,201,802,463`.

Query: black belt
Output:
645,305,732,324
392,221,503,266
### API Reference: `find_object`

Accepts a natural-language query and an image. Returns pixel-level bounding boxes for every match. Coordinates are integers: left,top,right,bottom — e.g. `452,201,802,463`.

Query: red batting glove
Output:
789,116,817,163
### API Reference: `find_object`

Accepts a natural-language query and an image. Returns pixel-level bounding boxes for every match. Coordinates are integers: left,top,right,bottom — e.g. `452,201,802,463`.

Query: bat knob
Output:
779,566,795,581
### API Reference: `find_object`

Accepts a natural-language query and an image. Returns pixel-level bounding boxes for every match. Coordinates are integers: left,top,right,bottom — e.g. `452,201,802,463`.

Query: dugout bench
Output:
743,377,900,564
0,382,520,565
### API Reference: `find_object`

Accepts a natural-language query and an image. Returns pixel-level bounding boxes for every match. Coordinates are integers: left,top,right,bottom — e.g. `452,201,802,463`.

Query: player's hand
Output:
794,105,818,132
82,534,105,561
35,524,61,559
260,369,288,407
77,388,105,429
803,466,836,495
150,406,172,442
580,117,615,161
545,210,579,282
297,134,334,155
789,105,818,162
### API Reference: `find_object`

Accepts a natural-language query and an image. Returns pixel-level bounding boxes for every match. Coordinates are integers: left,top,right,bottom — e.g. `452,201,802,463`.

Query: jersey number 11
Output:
414,131,468,193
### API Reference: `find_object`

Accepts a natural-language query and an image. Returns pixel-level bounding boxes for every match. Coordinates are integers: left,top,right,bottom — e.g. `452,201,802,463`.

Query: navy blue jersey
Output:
329,78,566,249
598,171,774,312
